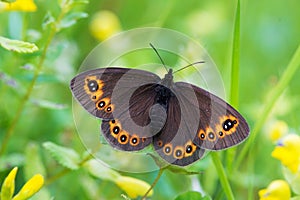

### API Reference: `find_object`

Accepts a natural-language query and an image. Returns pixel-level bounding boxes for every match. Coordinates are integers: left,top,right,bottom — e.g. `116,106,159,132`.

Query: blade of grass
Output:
230,0,240,108
226,0,241,172
211,153,234,200
235,43,300,169
211,1,240,200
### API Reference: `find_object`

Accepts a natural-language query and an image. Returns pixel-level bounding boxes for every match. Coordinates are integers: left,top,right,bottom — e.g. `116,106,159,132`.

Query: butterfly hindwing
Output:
100,83,166,151
153,85,206,166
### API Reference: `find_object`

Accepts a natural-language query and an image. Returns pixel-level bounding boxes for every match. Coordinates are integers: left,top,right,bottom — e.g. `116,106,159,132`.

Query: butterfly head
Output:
161,69,174,87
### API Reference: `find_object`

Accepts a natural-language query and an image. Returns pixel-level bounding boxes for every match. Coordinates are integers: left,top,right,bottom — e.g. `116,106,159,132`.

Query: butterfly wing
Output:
100,83,168,151
174,82,250,150
152,84,206,166
70,67,165,151
153,81,249,166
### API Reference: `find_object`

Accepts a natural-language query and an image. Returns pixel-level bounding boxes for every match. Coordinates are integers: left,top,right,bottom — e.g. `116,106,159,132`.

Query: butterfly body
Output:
70,67,249,166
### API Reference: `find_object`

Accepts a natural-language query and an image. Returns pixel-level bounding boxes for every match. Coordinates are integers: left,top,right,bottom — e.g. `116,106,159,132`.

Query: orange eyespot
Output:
198,129,206,140
130,135,139,146
157,140,163,147
206,127,216,142
118,131,129,144
96,97,110,110
163,143,173,156
173,146,184,159
84,76,104,100
219,115,239,135
184,141,196,157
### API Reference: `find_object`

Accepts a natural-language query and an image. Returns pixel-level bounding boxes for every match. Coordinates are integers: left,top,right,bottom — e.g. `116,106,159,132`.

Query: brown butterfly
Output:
70,63,249,166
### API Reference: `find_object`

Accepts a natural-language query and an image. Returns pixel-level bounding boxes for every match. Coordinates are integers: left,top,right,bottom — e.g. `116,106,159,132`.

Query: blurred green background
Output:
0,0,300,199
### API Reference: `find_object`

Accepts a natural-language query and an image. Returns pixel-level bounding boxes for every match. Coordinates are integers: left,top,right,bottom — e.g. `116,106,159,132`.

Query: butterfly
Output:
70,61,249,167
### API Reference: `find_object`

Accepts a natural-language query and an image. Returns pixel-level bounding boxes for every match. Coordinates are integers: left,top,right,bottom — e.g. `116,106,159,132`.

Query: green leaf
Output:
166,165,200,175
147,153,200,175
43,142,80,170
0,0,16,3
175,191,209,200
57,12,88,31
84,159,120,181
147,152,168,168
0,154,24,171
283,166,300,195
59,0,89,9
291,197,300,200
30,99,67,110
24,142,47,179
42,12,55,30
0,36,38,53
80,176,101,200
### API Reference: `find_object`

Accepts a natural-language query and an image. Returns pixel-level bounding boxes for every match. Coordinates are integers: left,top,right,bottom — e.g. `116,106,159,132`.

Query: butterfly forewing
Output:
70,68,131,119
71,67,164,151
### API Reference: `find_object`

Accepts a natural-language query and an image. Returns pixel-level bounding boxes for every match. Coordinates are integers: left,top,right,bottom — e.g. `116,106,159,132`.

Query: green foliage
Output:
175,191,210,200
1,0,300,199
43,142,80,170
57,12,88,31
0,36,38,53
0,0,16,3
0,154,24,171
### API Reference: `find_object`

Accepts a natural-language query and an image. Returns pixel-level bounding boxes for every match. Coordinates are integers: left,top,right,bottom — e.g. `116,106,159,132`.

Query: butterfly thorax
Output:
155,69,174,110
160,69,173,88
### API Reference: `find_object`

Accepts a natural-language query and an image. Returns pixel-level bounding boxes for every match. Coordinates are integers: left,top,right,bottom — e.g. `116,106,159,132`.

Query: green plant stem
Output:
141,168,165,200
235,43,300,169
0,9,66,156
226,0,241,172
211,152,234,200
230,0,240,108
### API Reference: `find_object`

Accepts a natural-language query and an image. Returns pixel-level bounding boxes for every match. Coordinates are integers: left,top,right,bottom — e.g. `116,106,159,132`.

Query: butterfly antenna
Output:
149,43,168,72
173,61,205,74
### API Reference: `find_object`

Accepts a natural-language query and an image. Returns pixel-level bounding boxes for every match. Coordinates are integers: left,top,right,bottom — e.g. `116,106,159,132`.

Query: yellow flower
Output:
12,174,44,200
258,180,291,200
89,10,121,41
1,167,18,200
1,0,37,12
115,176,153,199
272,134,300,173
268,120,288,142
